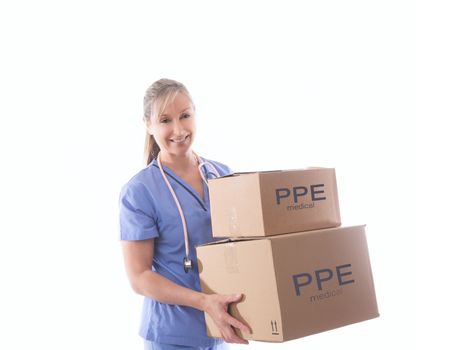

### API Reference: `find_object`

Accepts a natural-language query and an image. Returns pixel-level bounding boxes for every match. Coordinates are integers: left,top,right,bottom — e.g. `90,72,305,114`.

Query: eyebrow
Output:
160,107,193,118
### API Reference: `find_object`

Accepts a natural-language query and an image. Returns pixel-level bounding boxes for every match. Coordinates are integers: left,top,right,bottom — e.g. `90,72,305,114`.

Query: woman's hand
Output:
203,293,251,344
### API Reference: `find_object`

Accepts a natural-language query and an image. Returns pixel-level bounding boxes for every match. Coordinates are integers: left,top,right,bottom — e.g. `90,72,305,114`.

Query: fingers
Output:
220,327,247,344
221,296,251,344
205,293,251,344
219,321,249,345
222,293,251,335
223,331,249,345
223,312,251,335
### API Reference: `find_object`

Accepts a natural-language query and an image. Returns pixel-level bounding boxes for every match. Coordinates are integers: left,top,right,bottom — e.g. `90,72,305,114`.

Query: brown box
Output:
208,168,341,237
197,225,379,342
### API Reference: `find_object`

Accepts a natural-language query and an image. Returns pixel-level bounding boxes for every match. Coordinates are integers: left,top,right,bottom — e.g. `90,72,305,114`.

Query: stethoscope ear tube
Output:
157,152,220,273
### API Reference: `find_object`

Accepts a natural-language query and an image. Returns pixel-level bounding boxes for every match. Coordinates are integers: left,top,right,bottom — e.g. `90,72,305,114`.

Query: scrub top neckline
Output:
151,157,210,211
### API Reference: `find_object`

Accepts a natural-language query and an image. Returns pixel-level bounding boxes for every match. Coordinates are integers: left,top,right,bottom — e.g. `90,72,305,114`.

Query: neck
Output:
158,150,198,172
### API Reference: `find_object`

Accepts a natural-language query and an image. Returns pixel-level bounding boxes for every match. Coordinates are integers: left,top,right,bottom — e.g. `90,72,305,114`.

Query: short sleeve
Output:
205,159,234,177
225,165,233,175
221,163,233,176
119,181,159,240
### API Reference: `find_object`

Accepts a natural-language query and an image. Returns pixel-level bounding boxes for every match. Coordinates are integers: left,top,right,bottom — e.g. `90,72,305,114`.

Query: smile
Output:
170,135,190,143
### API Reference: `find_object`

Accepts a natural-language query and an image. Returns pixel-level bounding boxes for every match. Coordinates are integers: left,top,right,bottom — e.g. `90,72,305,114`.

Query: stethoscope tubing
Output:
157,152,220,272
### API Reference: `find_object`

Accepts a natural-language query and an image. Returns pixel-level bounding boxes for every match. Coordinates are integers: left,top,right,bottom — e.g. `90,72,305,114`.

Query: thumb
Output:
226,293,243,303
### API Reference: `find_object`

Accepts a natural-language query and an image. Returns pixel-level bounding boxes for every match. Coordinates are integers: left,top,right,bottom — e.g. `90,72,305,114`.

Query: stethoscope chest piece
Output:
183,257,193,273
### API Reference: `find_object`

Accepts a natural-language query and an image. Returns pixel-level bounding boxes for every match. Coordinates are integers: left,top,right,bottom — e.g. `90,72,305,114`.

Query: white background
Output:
0,1,463,349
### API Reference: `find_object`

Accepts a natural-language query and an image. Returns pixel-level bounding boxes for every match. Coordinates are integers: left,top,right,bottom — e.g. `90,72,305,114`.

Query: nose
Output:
172,119,185,136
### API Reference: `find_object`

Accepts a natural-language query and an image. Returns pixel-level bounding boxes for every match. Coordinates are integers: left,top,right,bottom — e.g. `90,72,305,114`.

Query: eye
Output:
160,118,171,124
181,113,191,119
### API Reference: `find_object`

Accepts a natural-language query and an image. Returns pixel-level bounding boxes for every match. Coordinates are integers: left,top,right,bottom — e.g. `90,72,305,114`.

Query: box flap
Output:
209,167,333,181
267,224,366,241
200,225,366,248
197,236,266,247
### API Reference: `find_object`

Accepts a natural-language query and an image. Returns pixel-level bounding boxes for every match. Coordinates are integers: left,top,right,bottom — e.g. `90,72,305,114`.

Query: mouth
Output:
170,135,190,143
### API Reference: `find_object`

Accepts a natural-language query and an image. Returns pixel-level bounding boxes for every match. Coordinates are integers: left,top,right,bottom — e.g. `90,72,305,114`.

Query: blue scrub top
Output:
119,156,232,347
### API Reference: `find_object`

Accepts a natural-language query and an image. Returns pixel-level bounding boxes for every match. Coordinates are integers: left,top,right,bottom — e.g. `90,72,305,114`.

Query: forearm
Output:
131,269,207,311
120,224,249,343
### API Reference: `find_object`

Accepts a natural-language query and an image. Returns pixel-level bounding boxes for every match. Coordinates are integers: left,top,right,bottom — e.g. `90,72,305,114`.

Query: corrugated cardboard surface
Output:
197,225,378,342
209,168,341,237
198,239,283,341
209,172,265,236
272,225,378,340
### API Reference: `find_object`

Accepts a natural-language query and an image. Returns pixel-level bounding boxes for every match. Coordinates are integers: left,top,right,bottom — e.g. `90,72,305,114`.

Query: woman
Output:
119,78,250,349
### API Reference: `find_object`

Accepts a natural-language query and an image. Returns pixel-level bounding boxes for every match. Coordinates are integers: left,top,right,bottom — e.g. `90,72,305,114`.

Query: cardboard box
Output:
208,168,341,237
197,225,379,342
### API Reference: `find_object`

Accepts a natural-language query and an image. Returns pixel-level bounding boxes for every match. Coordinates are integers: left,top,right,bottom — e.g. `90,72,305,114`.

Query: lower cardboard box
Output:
196,225,379,342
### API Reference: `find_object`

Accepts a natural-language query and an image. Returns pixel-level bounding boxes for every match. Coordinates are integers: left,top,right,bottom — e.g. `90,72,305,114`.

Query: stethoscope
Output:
157,152,221,273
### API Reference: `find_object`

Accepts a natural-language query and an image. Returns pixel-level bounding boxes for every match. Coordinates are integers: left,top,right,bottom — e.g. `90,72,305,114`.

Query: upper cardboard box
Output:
208,168,341,237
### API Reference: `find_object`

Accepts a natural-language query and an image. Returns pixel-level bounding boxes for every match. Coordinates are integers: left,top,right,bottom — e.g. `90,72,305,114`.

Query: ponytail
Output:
144,132,160,166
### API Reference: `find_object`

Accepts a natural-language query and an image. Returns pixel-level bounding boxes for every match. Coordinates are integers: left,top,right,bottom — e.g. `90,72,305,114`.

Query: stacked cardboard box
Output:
196,168,379,342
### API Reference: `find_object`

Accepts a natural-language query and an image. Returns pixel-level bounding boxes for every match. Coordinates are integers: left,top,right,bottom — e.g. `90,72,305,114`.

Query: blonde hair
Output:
143,79,194,165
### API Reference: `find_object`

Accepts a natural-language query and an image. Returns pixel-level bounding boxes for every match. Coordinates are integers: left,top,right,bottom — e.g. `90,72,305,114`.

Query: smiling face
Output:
146,91,196,159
